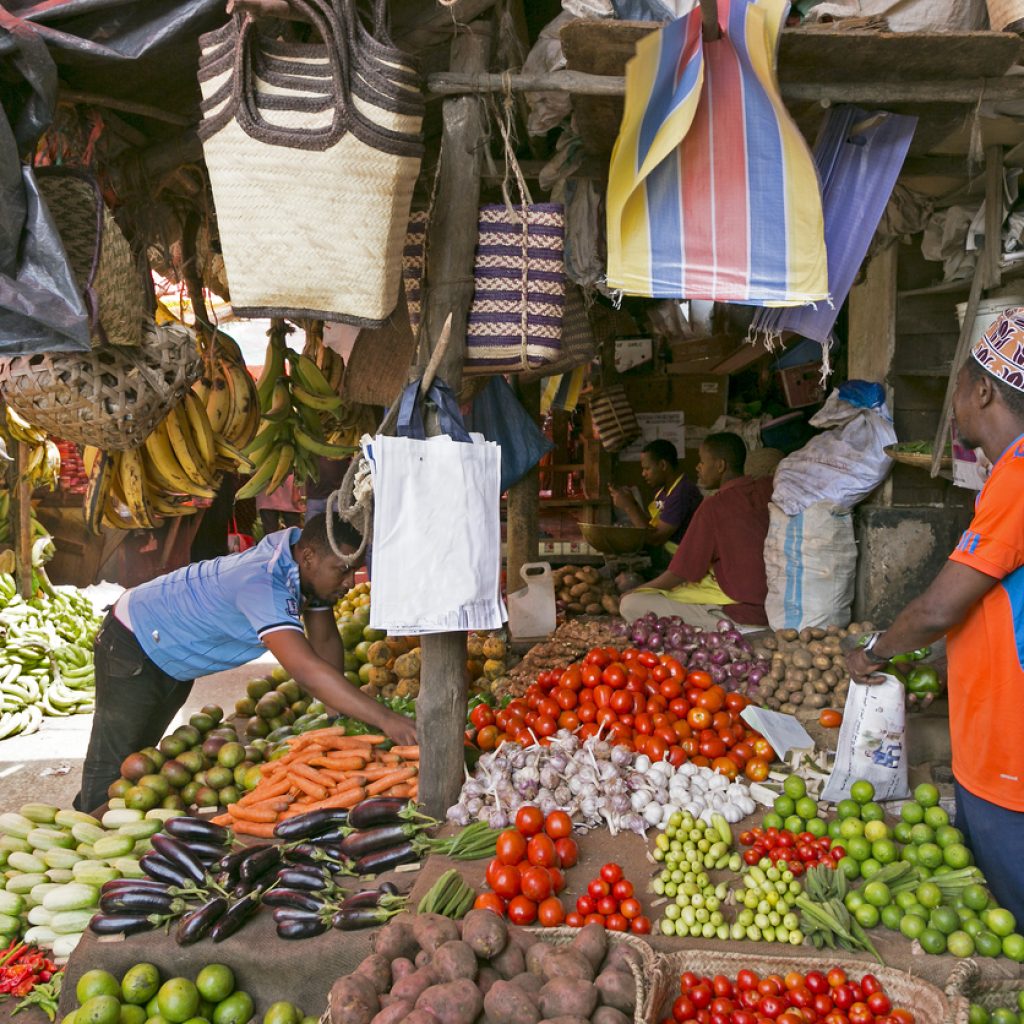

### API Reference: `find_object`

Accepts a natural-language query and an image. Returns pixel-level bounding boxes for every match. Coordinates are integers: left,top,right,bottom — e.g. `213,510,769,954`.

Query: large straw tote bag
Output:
36,169,144,348
988,0,1024,29
0,321,200,451
197,0,423,327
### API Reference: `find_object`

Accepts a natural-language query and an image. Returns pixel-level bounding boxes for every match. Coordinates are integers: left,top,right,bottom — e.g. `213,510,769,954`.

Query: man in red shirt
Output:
620,432,773,629
846,308,1024,927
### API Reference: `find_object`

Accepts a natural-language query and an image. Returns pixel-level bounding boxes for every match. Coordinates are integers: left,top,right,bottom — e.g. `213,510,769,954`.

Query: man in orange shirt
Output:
847,309,1024,926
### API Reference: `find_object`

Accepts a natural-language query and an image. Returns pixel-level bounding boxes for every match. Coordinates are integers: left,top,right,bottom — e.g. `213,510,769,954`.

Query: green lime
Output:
896,890,919,910
850,779,876,804
762,812,784,831
894,821,914,844
783,775,807,800
860,858,882,880
845,891,866,912
970,1007,991,1024
837,799,861,820
828,818,843,839
930,905,960,935
263,1003,302,1024
79,997,123,1024
146,998,161,1019
965,918,987,939
902,844,921,866
863,880,891,907
846,835,871,862
917,881,943,908
900,913,926,940
924,805,950,829
976,931,1004,957
992,1010,1020,1024
914,783,940,808
872,838,898,865
195,966,235,1005
840,817,866,841
837,856,860,880
773,795,795,818
901,801,924,824
157,980,200,1024
958,905,978,922
903,902,928,920
864,820,890,843
1004,933,1024,962
910,822,935,845
212,992,254,1024
301,1017,318,1024
986,908,1018,938
121,965,161,1007
855,903,880,928
1019,991,1024,1014
181,1018,207,1024
784,815,805,835
806,817,827,837
145,1018,171,1024
78,971,122,1005
918,842,944,870
121,1008,147,1024
795,797,818,821
943,843,972,870
947,930,976,958
919,927,947,955
198,1001,215,1020
881,903,905,931
861,802,885,823
935,825,965,848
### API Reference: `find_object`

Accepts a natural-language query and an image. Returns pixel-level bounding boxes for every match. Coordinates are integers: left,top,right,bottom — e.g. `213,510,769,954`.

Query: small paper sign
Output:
740,707,814,758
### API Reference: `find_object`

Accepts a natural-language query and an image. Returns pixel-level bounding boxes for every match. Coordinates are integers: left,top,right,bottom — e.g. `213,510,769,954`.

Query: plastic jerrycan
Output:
507,562,556,641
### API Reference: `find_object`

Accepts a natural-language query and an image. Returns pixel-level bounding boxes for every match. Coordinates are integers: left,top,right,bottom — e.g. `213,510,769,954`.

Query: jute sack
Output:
197,0,423,326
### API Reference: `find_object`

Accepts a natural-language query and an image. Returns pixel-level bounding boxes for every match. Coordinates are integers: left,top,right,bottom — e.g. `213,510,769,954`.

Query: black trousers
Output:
75,613,193,813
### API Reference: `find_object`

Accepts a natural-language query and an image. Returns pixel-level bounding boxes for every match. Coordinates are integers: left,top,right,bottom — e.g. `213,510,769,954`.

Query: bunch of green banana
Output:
0,493,52,550
2,409,61,493
240,320,355,500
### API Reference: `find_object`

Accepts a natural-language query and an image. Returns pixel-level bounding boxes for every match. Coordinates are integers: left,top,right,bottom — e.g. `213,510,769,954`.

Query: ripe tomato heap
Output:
739,828,844,874
482,648,773,777
475,806,577,927
662,968,914,1024
567,861,651,935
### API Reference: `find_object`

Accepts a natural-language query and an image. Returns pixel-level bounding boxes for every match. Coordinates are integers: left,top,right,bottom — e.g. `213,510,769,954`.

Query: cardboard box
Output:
668,334,742,370
778,363,825,409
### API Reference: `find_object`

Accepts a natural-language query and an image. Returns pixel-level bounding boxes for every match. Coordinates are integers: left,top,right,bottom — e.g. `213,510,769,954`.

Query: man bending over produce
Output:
609,438,702,572
619,432,772,629
75,511,416,812
846,308,1024,924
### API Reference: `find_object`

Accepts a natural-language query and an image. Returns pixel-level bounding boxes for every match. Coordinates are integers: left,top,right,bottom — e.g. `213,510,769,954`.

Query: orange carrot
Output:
279,785,365,816
289,761,333,786
238,776,291,805
211,813,233,826
316,755,367,771
387,784,416,798
366,766,418,797
227,803,280,823
230,820,278,838
388,746,421,760
360,763,415,781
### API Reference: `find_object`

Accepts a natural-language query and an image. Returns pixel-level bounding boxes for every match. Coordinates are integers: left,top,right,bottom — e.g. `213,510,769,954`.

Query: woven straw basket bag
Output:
0,321,200,451
590,382,641,452
520,281,597,382
36,169,144,348
197,0,423,326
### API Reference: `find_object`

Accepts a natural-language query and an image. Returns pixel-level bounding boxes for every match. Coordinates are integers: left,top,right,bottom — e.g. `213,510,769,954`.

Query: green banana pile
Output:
239,320,356,500
0,572,102,739
417,869,477,919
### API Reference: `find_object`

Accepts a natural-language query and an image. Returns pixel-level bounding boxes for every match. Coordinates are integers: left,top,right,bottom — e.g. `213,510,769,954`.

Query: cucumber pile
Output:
0,802,178,960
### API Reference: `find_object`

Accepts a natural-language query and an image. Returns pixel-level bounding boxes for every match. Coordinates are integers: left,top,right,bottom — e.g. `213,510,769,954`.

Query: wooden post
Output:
506,379,541,604
415,20,492,821
10,443,33,599
983,144,1004,291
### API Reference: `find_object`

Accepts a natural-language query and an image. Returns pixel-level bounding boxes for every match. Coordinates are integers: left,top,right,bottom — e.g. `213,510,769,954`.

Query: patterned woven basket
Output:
590,382,641,452
403,210,428,332
653,950,971,1024
520,280,597,382
36,169,144,348
526,927,659,1024
0,321,200,451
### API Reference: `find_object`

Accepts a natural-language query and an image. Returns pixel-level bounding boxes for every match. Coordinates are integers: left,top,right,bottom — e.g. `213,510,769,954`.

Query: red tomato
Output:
637,651,659,669
578,702,597,723
490,864,521,899
596,895,618,917
827,969,848,990
543,810,572,840
832,985,854,1011
813,995,835,1017
593,684,613,708
473,892,505,915
603,663,627,688
600,862,624,885
548,866,565,893
564,910,584,928
469,704,495,730
537,896,565,927
687,669,713,689
576,895,595,915
867,992,892,1016
630,915,651,934
605,913,628,932
583,913,606,927
526,834,557,868
690,984,713,1010
758,977,782,997
647,736,669,761
619,897,641,919
495,829,527,866
848,1003,873,1024
609,690,633,714
515,806,543,836
588,878,610,899
891,1011,915,1024
660,678,682,700
520,866,552,902
758,996,786,1018
506,895,537,925
860,975,881,997
611,879,634,901
672,996,696,1022
581,664,602,687
737,971,759,991
688,707,712,730
805,972,829,995
585,649,609,667
554,837,578,868
485,858,503,888
552,687,577,710
711,976,733,998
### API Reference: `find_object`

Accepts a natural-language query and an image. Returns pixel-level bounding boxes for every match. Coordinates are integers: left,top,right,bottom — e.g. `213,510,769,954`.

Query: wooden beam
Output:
506,379,541,607
984,144,1004,290
58,89,191,127
427,70,1024,104
415,20,492,822
10,443,33,600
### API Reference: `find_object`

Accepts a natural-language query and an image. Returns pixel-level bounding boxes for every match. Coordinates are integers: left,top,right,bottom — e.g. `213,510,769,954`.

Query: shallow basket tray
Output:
528,926,659,1024
579,522,649,556
653,950,972,1024
885,444,953,470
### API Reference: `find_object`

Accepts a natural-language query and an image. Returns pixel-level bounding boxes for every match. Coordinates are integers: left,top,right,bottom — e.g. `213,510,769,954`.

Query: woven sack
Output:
197,0,423,326
520,280,596,382
590,382,641,452
654,951,971,1024
35,169,143,348
0,321,200,451
948,959,1019,1016
343,281,417,407
403,210,428,332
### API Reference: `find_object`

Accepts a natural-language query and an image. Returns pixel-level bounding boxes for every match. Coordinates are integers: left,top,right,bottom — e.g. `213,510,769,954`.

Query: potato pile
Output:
553,565,620,619
751,622,874,716
331,913,642,1024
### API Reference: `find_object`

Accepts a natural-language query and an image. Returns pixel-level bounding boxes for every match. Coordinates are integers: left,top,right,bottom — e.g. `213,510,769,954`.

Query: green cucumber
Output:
43,847,84,870
71,822,105,845
7,851,45,874
28,828,75,851
55,810,101,830
26,905,52,927
41,881,99,912
116,820,162,841
0,891,24,916
50,909,93,935
100,808,143,828
19,804,58,825
7,872,48,895
71,861,120,886
92,834,135,860
0,813,34,840
45,868,75,884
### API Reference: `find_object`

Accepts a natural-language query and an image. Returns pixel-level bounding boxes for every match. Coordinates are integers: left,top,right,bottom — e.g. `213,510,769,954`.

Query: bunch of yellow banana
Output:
239,319,355,500
1,409,61,492
193,329,261,455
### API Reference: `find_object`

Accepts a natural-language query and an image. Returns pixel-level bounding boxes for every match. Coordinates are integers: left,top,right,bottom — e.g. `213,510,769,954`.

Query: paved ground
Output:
0,653,279,810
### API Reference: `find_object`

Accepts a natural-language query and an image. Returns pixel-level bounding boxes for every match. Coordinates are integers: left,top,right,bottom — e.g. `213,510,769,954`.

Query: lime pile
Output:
762,774,829,838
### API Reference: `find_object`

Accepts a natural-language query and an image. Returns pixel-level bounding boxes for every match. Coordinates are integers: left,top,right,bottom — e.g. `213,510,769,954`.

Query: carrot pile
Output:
210,725,420,837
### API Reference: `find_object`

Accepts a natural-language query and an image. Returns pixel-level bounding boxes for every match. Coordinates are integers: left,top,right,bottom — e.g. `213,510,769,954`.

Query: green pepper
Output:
905,664,942,696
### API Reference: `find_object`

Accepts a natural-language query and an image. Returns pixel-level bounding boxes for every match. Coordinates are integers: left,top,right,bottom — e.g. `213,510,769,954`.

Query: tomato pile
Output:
566,861,652,934
739,828,844,874
662,968,914,1024
475,805,577,927
477,648,773,777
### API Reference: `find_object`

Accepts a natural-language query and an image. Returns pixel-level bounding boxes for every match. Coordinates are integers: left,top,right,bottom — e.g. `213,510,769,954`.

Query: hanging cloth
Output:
750,105,917,348
606,0,829,307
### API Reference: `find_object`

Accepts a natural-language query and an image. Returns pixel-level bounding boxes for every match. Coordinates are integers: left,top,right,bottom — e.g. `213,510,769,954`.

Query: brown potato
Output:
415,979,483,1024
461,908,508,959
431,941,478,983
594,968,637,1013
570,923,608,971
483,980,541,1024
538,978,598,1020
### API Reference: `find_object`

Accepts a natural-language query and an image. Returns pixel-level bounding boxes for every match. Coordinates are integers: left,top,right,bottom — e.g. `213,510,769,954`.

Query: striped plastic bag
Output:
607,0,828,306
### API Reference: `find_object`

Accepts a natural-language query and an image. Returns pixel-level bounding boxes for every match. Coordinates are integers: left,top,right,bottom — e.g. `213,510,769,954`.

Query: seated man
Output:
619,432,773,629
609,439,702,572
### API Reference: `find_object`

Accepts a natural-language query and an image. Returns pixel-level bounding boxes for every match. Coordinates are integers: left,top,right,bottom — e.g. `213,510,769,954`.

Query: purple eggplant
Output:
276,866,334,892
276,913,330,939
187,840,232,864
340,823,420,859
163,816,232,847
100,891,183,915
176,897,228,946
331,905,402,930
216,844,269,886
89,912,159,936
303,825,350,846
150,833,208,886
139,853,194,888
260,889,327,913
209,894,262,942
348,797,415,830
352,841,418,876
239,844,282,883
101,878,176,896
273,808,350,841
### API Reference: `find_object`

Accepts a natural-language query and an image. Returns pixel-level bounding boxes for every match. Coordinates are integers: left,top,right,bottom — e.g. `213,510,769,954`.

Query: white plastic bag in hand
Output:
821,674,910,803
